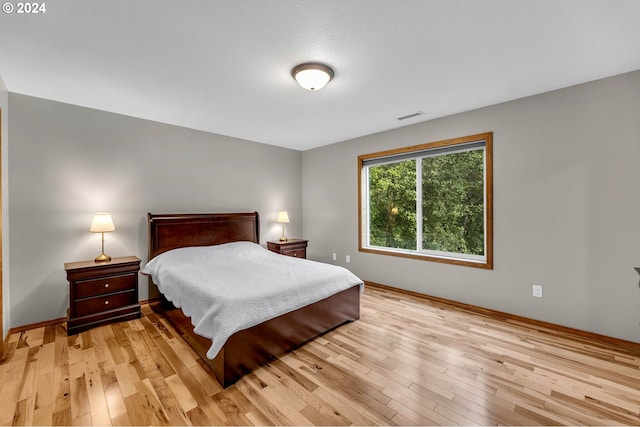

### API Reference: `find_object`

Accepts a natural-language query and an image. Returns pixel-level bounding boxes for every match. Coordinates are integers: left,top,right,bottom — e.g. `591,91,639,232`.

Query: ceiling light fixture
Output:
291,63,334,91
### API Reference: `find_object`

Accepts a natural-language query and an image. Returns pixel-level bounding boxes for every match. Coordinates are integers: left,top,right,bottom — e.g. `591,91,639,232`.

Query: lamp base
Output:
95,253,112,263
279,236,288,242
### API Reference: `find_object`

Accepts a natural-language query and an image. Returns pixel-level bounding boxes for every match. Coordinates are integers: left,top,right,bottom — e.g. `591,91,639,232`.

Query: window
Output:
358,132,493,269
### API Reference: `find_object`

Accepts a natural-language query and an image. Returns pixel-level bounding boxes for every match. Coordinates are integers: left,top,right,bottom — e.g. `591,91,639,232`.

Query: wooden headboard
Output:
147,212,260,260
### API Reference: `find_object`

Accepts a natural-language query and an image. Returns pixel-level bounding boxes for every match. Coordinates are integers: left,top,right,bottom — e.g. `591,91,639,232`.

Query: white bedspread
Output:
141,241,363,359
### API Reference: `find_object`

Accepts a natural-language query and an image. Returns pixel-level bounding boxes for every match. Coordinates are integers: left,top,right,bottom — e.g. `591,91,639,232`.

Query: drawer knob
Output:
104,283,110,288
293,253,297,257
104,300,109,305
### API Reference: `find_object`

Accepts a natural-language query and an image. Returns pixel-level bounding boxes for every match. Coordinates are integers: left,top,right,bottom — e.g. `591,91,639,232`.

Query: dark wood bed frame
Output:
147,212,360,388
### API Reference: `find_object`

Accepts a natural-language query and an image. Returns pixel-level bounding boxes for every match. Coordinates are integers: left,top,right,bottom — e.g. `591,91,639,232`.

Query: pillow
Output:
142,240,267,277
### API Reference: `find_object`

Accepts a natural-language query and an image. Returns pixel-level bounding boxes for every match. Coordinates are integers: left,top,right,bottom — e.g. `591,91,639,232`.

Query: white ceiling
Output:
1,0,639,151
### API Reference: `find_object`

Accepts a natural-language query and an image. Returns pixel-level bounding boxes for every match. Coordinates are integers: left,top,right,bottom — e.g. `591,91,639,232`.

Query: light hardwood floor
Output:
2,284,640,426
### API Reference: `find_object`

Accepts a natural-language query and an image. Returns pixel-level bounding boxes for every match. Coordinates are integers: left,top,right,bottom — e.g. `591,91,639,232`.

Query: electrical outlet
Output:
332,253,337,261
346,255,351,263
532,284,543,298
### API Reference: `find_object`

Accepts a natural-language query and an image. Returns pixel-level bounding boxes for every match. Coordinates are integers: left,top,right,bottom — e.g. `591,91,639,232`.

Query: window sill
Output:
359,246,493,270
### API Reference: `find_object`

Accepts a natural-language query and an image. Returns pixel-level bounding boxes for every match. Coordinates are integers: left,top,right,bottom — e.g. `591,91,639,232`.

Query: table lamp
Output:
276,211,290,242
90,213,115,262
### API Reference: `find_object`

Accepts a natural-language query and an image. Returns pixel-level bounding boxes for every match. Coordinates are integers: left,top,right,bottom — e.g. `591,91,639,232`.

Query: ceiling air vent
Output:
397,111,425,121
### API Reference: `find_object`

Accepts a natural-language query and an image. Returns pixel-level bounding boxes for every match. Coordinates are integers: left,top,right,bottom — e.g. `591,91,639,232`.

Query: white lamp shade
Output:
292,63,334,91
90,213,115,232
276,211,290,223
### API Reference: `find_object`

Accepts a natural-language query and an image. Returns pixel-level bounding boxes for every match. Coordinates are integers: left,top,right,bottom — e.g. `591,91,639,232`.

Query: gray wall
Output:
8,94,302,328
302,70,640,343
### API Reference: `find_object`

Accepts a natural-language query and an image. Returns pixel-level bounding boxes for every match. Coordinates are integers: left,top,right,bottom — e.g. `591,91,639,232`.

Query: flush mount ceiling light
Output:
291,63,334,91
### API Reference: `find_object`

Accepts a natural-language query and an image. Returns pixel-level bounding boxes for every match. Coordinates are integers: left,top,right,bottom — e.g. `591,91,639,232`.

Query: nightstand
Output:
267,239,308,259
65,256,141,335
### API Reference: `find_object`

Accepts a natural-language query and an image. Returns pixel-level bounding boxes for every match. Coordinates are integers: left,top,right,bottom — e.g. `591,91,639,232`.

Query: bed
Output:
144,212,362,387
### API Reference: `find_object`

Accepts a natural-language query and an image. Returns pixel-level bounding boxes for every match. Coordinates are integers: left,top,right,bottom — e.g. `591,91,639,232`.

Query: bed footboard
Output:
213,284,360,387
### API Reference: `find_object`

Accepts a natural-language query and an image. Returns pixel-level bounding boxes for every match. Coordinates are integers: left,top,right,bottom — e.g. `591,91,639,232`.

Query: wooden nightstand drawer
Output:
281,247,306,258
74,290,137,318
74,273,136,299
